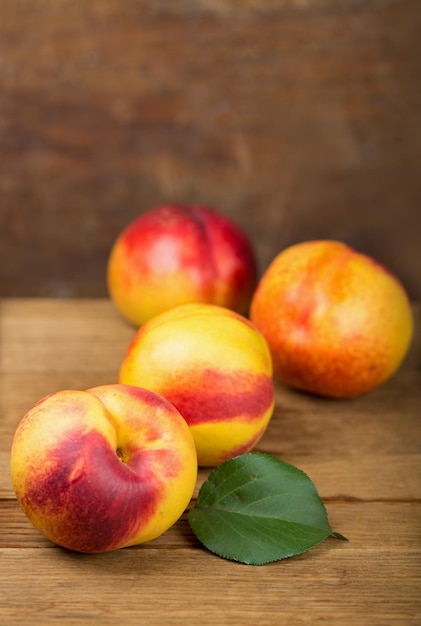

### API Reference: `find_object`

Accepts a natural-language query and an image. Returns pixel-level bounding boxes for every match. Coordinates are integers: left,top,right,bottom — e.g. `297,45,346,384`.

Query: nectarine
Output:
250,240,413,398
107,204,258,326
119,303,275,466
10,384,198,553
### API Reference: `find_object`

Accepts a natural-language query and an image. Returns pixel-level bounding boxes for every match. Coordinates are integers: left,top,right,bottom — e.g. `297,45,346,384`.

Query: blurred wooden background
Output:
1,0,420,299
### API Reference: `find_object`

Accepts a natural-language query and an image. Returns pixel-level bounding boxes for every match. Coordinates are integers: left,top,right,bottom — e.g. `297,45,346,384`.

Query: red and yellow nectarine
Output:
250,240,413,398
119,303,275,466
107,204,258,326
10,384,198,553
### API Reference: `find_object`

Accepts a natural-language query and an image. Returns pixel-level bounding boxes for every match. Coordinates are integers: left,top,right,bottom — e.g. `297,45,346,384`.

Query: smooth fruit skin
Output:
119,303,275,467
10,384,197,553
250,240,414,398
107,204,258,326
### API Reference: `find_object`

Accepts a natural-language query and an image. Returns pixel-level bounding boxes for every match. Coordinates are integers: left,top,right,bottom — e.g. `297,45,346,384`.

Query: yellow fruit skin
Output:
10,385,197,553
119,303,275,466
250,240,414,398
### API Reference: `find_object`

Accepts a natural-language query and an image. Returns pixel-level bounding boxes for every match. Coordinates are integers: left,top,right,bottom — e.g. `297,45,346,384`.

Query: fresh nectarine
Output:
107,204,258,326
10,384,198,553
250,240,413,398
119,303,275,466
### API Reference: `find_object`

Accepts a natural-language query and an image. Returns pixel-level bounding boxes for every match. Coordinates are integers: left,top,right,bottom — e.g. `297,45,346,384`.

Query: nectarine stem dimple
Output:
116,447,126,463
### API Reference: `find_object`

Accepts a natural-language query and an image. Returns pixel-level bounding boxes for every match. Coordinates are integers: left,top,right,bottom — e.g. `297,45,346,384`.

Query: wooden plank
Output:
0,499,420,625
0,299,135,373
2,499,421,551
0,516,421,626
0,298,420,625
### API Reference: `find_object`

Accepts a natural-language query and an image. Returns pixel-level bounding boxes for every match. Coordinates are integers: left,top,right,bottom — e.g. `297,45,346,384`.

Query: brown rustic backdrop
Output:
1,0,420,299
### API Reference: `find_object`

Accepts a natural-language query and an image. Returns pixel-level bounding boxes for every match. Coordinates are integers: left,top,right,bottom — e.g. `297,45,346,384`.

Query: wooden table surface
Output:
1,298,420,625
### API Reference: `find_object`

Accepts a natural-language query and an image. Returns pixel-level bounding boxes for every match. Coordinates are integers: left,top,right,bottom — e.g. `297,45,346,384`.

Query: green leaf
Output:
188,452,345,565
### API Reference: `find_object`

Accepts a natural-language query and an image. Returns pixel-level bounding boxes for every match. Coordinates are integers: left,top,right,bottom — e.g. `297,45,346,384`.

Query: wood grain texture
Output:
0,298,420,624
1,1,420,299
0,507,420,625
